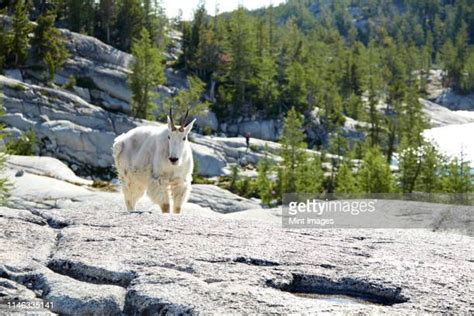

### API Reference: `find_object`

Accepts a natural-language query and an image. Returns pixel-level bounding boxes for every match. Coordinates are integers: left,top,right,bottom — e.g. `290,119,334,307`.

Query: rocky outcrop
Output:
190,184,261,213
435,89,474,111
222,119,283,141
421,98,474,127
0,76,229,177
2,155,259,214
6,155,92,186
1,155,472,314
1,204,472,314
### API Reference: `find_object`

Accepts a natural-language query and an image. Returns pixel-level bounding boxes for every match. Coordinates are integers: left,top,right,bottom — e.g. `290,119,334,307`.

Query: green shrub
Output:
6,130,37,156
63,75,76,90
201,125,213,136
13,83,27,91
249,144,259,152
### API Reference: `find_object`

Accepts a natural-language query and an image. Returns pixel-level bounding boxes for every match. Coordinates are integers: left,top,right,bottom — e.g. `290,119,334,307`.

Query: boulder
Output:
421,98,474,127
190,142,229,177
4,69,23,81
225,119,282,141
6,155,93,186
189,184,261,213
435,89,474,111
195,110,219,131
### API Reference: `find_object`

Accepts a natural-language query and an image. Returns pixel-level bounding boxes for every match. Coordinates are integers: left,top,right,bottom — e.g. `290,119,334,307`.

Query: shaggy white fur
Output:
113,117,196,213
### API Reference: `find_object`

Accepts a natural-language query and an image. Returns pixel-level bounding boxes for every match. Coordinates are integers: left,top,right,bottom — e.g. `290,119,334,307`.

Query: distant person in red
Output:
245,132,251,151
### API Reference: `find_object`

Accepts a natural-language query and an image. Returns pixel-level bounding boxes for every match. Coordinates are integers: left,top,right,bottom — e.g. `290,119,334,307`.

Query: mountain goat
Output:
113,109,196,213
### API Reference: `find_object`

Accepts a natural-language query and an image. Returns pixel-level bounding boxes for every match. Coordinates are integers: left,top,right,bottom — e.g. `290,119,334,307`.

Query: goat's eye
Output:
168,135,170,140
182,137,186,141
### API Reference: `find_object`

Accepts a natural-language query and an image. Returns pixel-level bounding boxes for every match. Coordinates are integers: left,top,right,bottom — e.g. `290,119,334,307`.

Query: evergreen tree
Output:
441,156,473,193
115,0,144,51
398,141,424,193
256,147,273,205
417,144,443,193
295,154,323,194
11,0,32,66
0,19,12,71
228,7,256,114
358,147,394,193
97,0,116,44
65,0,95,35
128,28,164,119
31,13,69,82
163,76,209,119
279,107,306,194
0,90,11,204
335,161,358,194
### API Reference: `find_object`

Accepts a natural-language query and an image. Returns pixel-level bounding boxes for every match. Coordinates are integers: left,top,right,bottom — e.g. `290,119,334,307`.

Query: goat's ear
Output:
167,116,173,131
184,118,196,134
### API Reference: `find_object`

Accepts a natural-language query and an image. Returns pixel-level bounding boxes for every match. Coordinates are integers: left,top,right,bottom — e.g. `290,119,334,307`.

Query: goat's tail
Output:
112,135,126,171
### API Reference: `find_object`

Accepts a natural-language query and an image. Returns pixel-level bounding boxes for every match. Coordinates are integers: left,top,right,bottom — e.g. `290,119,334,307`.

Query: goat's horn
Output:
169,107,176,130
181,108,189,127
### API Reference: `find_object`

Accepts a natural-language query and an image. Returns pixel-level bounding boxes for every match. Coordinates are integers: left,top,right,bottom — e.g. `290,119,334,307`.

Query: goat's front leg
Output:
171,181,191,214
147,177,171,214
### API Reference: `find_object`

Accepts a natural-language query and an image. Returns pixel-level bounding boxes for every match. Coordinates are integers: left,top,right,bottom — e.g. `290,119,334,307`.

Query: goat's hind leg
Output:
121,176,146,211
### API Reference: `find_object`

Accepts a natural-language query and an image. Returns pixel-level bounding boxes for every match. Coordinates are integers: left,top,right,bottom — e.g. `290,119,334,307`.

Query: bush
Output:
63,75,76,90
201,125,213,136
6,130,37,156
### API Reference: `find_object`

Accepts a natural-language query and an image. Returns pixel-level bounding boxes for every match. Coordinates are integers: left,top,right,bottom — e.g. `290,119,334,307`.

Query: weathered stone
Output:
421,98,474,127
195,110,219,131
4,69,23,81
225,119,282,141
435,89,474,111
2,207,470,314
189,184,261,213
6,155,92,186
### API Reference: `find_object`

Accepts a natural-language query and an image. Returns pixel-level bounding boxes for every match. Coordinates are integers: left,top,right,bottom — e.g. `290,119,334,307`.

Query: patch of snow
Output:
423,123,474,166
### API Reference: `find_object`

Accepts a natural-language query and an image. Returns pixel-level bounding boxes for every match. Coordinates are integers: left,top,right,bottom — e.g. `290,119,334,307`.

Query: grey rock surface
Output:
421,98,474,127
2,155,257,215
225,119,282,141
1,156,473,314
189,184,261,213
6,155,93,186
1,205,472,315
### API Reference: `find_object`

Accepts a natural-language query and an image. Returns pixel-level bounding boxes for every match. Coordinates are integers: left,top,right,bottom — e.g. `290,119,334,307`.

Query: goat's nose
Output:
169,157,178,163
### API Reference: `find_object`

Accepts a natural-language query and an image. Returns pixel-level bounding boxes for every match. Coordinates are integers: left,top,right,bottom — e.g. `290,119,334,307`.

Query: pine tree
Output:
97,0,116,44
163,76,209,119
398,141,423,193
31,13,69,82
228,7,256,113
295,154,323,194
115,0,145,51
0,90,11,204
417,144,443,193
442,156,473,193
335,161,357,194
358,147,394,193
65,0,95,35
256,147,273,205
0,20,12,70
279,107,307,194
128,28,164,119
11,0,32,66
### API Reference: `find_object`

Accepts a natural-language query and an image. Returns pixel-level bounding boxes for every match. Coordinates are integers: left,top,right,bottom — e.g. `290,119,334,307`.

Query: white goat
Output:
112,110,196,213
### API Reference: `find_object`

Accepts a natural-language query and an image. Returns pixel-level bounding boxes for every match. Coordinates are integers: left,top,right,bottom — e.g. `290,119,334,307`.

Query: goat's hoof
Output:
160,204,170,214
